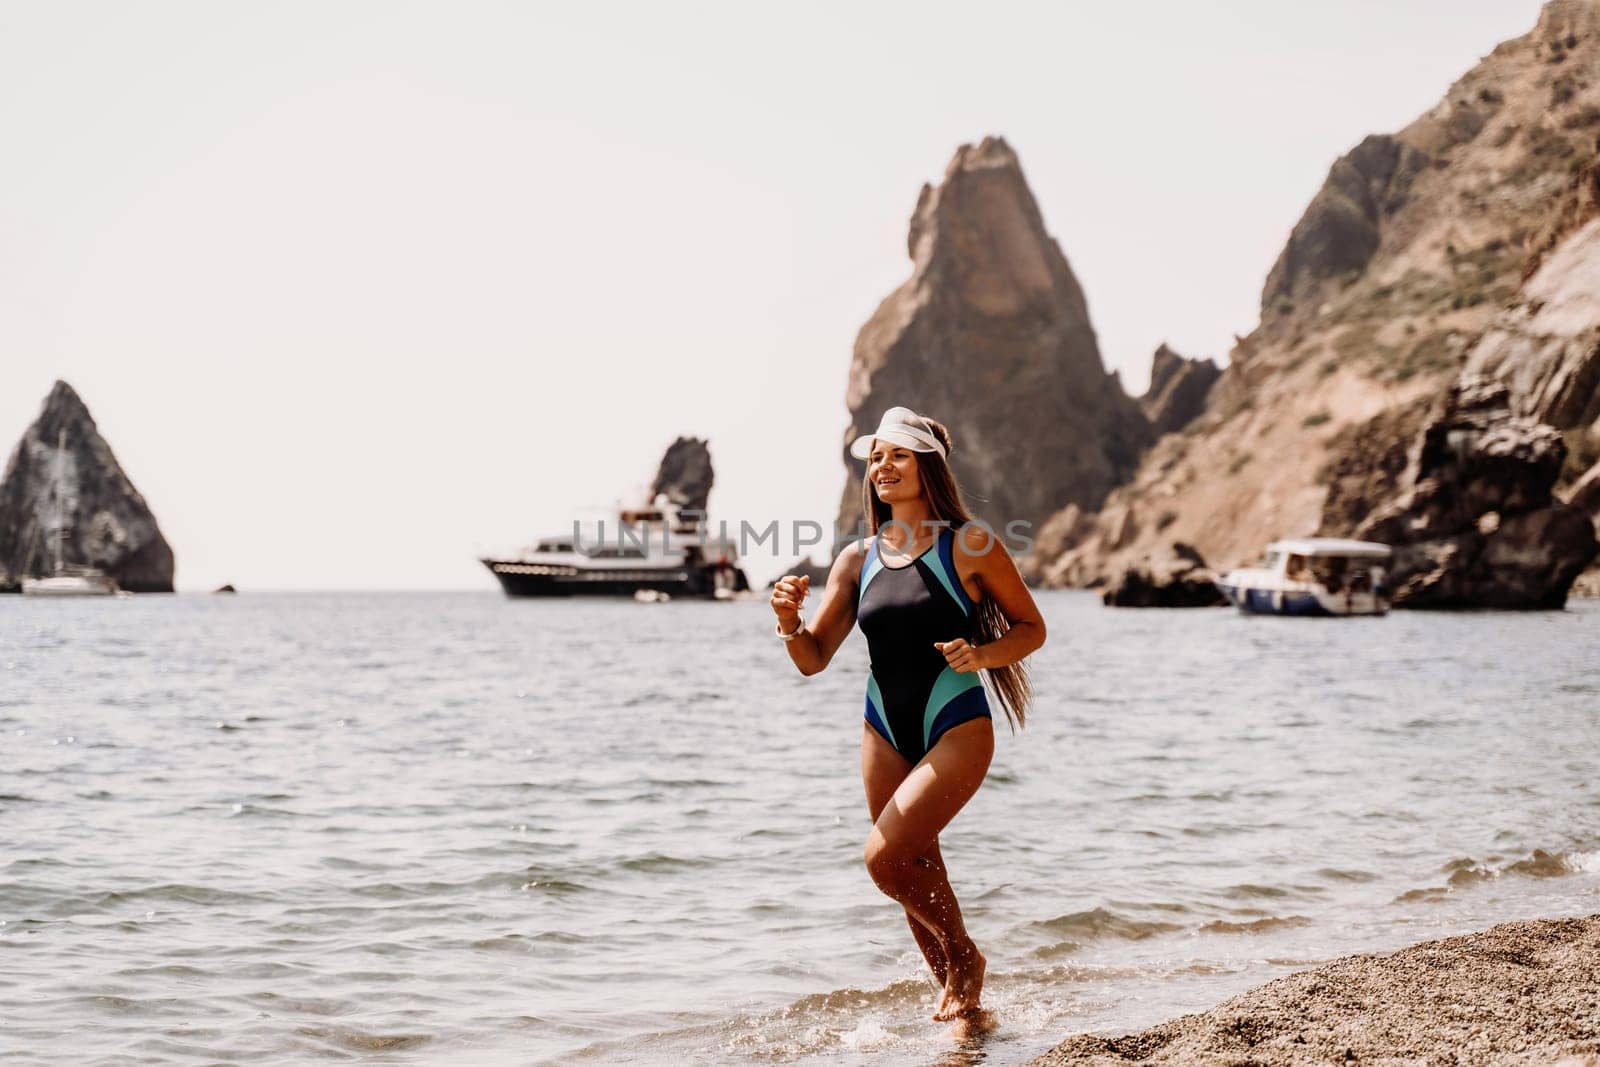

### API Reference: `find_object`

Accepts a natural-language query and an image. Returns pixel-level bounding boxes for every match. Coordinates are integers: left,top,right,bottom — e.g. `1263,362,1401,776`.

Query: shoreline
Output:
1030,914,1600,1066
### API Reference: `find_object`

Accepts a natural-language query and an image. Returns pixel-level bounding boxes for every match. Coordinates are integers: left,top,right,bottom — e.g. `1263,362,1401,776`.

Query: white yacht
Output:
480,497,749,599
1217,538,1392,616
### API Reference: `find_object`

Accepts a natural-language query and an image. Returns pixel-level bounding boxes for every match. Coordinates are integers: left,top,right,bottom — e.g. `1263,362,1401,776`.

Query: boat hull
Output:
481,559,746,599
21,575,120,597
1219,583,1387,617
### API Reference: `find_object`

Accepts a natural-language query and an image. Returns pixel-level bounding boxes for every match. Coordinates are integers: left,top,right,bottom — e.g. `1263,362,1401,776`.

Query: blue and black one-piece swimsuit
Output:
857,526,992,764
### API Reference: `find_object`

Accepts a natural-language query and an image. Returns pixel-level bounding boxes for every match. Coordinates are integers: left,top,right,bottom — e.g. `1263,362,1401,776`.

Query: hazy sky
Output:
0,0,1546,590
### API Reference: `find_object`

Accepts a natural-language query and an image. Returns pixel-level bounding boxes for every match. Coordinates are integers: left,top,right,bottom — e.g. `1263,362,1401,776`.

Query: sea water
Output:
2,592,1597,1064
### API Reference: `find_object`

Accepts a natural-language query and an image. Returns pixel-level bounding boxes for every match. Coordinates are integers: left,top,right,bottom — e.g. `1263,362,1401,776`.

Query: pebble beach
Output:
1033,914,1600,1066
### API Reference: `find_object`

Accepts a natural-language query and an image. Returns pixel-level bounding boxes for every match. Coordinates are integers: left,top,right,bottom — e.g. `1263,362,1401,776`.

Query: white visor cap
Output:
849,406,947,461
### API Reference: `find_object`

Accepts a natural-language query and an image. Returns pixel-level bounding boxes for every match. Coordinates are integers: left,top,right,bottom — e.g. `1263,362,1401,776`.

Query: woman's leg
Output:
861,725,949,994
862,717,994,1018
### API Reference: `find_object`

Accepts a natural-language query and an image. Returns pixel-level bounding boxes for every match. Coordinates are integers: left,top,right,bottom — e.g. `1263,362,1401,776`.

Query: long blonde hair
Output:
859,416,1032,731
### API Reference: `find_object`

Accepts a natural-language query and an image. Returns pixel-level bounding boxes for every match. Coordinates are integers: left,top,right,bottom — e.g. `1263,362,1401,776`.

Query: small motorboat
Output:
1217,538,1392,616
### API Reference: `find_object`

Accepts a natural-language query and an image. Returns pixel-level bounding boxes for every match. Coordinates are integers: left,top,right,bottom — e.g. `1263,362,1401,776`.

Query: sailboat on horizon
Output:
20,429,120,598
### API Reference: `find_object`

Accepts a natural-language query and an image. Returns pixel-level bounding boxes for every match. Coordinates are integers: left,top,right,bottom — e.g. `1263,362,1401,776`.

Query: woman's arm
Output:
938,524,1046,673
771,541,861,676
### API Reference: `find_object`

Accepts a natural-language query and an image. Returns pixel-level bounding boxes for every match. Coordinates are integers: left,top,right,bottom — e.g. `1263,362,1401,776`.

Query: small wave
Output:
71,883,271,910
1400,847,1597,903
1030,906,1183,943
619,853,712,873
1449,848,1594,883
642,777,729,789
1221,882,1291,900
1394,886,1450,904
1199,915,1313,935
1315,867,1377,883
224,803,305,819
1504,848,1595,877
1106,898,1191,915
784,976,930,1015
519,878,590,897
295,1025,432,1053
1443,857,1494,886
470,934,538,953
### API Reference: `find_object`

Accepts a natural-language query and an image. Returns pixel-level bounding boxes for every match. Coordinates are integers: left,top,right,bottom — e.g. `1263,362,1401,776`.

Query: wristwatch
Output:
776,617,806,641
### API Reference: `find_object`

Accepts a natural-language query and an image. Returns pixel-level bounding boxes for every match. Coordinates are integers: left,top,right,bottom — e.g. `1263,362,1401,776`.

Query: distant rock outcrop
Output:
1140,345,1222,438
838,136,1151,537
1353,377,1597,608
651,437,714,513
0,381,175,592
1100,543,1227,608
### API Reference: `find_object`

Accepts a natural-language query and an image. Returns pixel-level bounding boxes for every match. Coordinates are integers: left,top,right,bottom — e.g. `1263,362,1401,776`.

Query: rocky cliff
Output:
837,137,1151,538
651,436,715,514
1031,0,1600,600
0,381,175,592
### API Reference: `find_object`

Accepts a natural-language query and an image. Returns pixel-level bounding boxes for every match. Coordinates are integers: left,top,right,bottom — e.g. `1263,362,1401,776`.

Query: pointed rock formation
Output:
1352,377,1597,608
1140,345,1222,438
837,137,1151,537
650,437,714,514
1261,134,1430,315
0,381,175,592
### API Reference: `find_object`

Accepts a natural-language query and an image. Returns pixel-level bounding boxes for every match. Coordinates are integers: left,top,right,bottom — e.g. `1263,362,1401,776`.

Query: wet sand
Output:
1032,915,1600,1066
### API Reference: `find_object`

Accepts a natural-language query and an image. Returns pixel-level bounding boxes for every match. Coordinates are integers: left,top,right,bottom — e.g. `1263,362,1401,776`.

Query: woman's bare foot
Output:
933,942,986,1020
947,1008,997,1041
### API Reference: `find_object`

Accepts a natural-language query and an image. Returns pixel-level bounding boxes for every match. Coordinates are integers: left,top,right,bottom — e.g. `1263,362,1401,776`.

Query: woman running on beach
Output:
771,406,1046,1029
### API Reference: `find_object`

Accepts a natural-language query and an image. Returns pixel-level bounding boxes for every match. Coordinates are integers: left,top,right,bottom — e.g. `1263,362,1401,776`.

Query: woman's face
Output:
868,441,922,504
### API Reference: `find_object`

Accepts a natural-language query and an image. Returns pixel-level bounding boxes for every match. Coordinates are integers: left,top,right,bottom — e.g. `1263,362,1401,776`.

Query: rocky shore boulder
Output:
650,437,714,513
1317,398,1437,538
837,136,1151,538
1100,543,1227,608
0,381,175,593
1140,345,1222,438
1353,377,1597,608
